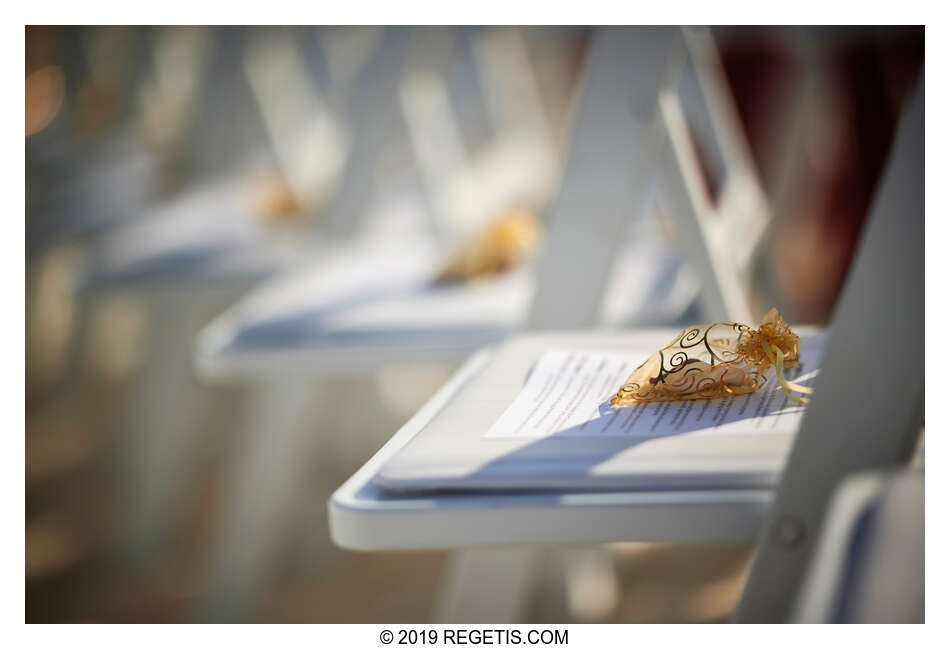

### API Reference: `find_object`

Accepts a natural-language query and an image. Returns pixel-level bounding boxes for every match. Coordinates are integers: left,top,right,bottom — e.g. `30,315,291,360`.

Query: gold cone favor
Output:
610,308,813,407
435,209,541,283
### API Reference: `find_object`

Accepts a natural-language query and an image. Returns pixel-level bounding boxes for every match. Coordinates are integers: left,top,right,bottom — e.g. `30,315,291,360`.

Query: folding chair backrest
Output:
528,27,677,329
400,27,564,242
655,27,774,323
529,26,779,330
244,27,348,212
734,76,923,622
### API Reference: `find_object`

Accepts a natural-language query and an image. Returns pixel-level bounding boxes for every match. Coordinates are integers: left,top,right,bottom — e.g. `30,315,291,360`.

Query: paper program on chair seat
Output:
375,330,825,494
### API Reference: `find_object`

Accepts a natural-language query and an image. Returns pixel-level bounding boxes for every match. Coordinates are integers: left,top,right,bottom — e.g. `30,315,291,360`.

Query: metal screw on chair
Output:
770,514,806,549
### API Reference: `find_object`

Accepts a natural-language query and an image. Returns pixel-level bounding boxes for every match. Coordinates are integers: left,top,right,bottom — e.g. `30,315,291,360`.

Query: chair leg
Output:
197,379,316,622
435,547,540,623
116,291,209,571
560,546,620,621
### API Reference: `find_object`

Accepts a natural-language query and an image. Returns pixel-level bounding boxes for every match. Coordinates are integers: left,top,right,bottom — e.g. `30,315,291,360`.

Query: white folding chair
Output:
330,31,923,625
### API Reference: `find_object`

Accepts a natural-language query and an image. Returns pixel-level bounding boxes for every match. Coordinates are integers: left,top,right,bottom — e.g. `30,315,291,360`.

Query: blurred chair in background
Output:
77,26,413,578
27,27,204,600
26,27,160,257
193,26,601,622
28,25,397,615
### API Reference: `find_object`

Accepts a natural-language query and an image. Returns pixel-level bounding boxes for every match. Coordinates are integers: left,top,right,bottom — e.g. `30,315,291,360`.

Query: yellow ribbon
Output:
762,341,814,405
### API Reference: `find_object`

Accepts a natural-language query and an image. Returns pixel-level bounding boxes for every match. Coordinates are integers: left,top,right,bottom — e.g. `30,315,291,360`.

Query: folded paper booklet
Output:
376,329,825,494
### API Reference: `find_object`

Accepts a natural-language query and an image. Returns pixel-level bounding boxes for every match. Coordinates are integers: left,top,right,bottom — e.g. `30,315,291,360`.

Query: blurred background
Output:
25,26,922,623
